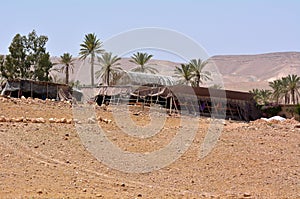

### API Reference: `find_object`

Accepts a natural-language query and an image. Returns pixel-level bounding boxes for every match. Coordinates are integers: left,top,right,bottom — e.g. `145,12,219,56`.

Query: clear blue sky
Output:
1,0,299,60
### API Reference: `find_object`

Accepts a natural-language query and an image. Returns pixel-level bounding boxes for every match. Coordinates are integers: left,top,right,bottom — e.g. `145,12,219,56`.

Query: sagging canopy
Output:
0,79,72,100
97,85,173,99
96,85,255,101
114,71,176,86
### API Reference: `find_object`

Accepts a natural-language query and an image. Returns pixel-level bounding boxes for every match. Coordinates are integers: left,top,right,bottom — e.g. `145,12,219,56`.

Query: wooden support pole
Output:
30,82,33,98
172,97,178,113
169,97,172,114
46,83,49,99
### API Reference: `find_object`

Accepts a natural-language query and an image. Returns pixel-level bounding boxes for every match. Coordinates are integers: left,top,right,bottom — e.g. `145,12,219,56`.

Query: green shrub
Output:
261,104,282,117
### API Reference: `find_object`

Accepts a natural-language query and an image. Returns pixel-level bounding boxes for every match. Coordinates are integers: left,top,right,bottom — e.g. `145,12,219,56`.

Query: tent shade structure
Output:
0,79,72,100
95,85,261,122
114,71,176,86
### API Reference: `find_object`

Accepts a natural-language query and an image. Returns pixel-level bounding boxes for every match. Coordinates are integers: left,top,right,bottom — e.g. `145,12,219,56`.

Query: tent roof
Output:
115,71,176,86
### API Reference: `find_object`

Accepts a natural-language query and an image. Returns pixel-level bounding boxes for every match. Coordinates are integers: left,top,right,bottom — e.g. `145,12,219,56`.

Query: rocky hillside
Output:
51,52,300,92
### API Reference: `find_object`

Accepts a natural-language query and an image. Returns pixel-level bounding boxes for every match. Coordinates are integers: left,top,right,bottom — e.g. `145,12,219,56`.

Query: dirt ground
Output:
0,96,299,198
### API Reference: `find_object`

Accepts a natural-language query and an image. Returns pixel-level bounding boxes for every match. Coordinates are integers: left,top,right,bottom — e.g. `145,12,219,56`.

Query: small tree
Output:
174,64,193,85
79,33,104,86
189,59,211,87
130,52,158,74
0,30,52,81
95,52,122,86
250,89,272,105
56,53,75,85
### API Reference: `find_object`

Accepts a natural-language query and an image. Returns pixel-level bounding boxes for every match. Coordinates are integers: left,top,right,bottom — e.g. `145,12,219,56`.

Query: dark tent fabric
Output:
95,85,261,121
1,79,72,100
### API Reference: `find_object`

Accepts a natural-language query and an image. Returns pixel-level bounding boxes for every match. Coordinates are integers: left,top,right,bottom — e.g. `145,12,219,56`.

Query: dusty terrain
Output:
0,96,299,198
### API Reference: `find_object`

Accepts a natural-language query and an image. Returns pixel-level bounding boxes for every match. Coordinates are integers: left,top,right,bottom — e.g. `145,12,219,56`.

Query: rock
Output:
49,118,56,123
0,116,6,122
37,189,43,194
243,192,251,197
60,118,67,123
88,117,96,124
97,116,103,121
82,188,87,192
66,119,73,124
15,117,24,122
36,117,46,123
31,118,37,123
21,96,26,100
294,124,300,128
137,193,142,197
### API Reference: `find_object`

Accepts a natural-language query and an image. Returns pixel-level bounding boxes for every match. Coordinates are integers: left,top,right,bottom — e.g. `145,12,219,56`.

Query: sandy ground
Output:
0,96,299,198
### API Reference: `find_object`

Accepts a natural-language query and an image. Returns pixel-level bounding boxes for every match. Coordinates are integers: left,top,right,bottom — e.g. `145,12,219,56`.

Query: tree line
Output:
0,31,212,88
250,74,300,105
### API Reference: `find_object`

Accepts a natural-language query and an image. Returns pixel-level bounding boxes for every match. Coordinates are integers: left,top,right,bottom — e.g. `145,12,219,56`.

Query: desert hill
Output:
52,52,300,92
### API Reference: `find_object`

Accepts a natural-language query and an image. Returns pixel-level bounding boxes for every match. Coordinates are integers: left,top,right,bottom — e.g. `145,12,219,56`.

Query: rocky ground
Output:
0,96,299,198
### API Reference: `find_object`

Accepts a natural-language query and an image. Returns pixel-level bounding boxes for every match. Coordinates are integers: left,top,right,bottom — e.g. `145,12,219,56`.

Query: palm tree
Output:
95,52,123,86
259,89,273,105
280,77,290,104
285,74,300,104
189,59,211,87
130,52,158,74
250,88,261,103
79,33,104,86
56,53,75,84
250,89,272,105
174,64,193,85
269,79,284,104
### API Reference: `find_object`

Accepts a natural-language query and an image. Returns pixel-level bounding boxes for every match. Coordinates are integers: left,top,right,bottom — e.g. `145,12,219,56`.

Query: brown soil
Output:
0,96,299,198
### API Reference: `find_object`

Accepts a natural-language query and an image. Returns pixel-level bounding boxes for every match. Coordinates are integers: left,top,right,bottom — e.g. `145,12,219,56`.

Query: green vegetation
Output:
250,88,272,105
174,64,193,85
130,52,158,74
55,53,75,85
0,30,52,81
95,52,122,86
260,104,282,117
174,58,211,87
79,33,104,86
251,74,300,105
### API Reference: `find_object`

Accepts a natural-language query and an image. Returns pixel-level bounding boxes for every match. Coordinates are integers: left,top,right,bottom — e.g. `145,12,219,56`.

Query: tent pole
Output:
136,91,139,104
30,82,33,98
56,85,58,100
46,83,48,99
169,97,172,114
172,97,178,113
18,81,21,98
102,95,105,104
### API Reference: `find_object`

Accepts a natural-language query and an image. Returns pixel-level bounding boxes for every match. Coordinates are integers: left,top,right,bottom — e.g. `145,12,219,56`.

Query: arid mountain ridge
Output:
51,51,300,92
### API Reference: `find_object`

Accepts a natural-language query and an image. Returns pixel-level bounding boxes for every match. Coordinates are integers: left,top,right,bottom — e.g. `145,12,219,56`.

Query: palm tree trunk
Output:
141,64,144,73
91,53,95,86
107,69,110,86
196,75,200,87
66,65,69,85
292,89,295,104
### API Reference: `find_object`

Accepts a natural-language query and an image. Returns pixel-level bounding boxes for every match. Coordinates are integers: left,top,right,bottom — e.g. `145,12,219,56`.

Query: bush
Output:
260,104,282,117
295,104,300,115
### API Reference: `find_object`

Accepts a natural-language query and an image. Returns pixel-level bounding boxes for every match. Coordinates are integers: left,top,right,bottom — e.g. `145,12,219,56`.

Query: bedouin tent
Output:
94,85,261,122
0,79,72,100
